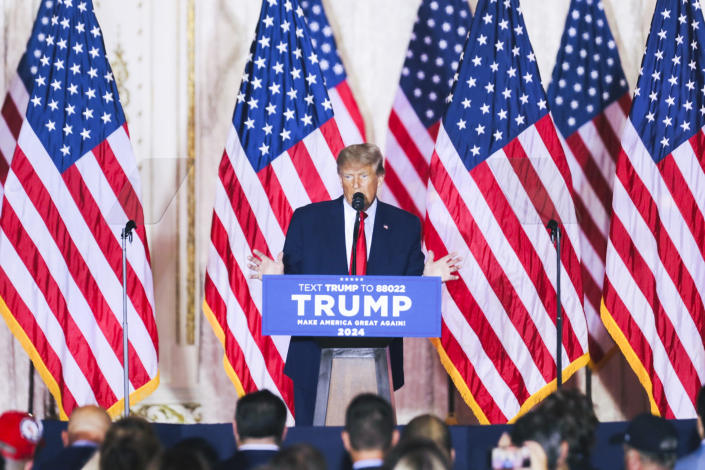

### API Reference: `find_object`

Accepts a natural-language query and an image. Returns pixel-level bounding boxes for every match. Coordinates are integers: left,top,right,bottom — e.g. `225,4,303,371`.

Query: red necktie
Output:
350,211,367,275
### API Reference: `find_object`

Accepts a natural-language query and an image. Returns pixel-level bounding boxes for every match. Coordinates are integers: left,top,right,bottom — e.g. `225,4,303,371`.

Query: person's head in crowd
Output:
267,443,326,470
234,390,288,446
342,393,398,464
383,438,451,470
510,407,569,470
619,413,678,470
0,411,43,470
146,444,213,470
99,416,161,470
534,389,597,470
62,405,111,447
400,414,454,463
168,438,218,469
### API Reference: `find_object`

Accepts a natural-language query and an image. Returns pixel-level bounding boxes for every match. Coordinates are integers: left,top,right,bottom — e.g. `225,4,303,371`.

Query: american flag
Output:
425,0,589,423
602,0,705,418
0,0,158,418
300,0,366,144
1,1,54,200
547,0,630,366
380,0,472,221
203,0,346,420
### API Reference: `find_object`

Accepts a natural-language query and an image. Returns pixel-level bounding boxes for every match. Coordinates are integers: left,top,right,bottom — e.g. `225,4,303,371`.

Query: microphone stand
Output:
547,219,563,389
121,220,136,417
351,215,360,275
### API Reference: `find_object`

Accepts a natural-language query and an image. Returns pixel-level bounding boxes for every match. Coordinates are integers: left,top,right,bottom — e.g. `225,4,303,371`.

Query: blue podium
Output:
263,275,441,425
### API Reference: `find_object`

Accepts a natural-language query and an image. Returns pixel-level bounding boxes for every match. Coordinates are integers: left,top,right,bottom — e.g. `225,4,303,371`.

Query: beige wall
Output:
0,0,677,423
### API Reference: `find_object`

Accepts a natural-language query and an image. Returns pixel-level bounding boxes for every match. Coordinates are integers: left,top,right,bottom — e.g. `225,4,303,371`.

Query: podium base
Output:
313,347,394,426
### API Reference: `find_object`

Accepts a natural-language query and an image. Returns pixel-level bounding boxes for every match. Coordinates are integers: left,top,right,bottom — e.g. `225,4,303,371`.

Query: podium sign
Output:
262,275,441,338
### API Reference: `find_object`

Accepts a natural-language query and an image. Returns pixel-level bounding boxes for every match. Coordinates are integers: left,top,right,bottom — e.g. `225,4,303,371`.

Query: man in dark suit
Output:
218,390,287,470
250,143,459,425
341,394,398,470
33,405,111,470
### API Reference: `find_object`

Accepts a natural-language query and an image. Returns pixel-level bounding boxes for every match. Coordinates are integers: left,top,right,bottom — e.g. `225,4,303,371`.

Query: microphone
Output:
546,219,560,243
352,192,365,211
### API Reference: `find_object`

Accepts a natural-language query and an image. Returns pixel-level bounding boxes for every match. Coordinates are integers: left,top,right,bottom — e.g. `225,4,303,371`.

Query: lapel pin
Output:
383,224,389,230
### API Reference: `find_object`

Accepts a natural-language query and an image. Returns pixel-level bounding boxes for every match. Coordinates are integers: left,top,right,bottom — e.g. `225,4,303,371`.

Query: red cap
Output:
0,411,43,460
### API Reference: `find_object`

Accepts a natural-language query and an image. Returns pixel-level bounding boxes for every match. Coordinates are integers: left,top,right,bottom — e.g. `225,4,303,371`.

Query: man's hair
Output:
626,446,678,470
99,417,161,470
268,443,327,470
401,414,452,458
510,409,564,470
697,383,705,423
344,393,395,451
337,144,385,176
67,405,112,445
383,438,451,470
235,390,287,443
534,389,597,469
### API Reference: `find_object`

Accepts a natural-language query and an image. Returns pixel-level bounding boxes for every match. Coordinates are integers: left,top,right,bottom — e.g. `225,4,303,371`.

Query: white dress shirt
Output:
343,197,377,271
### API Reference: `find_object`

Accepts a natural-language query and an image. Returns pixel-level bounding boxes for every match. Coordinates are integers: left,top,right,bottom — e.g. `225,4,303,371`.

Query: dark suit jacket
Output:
282,196,424,424
217,449,278,470
34,444,97,470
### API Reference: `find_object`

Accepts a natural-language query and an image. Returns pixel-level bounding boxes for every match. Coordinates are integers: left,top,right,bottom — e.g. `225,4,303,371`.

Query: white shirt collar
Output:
343,197,377,271
237,443,280,451
352,458,383,469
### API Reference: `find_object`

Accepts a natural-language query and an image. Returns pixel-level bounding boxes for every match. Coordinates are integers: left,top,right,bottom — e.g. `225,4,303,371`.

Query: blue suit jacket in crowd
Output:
282,196,425,425
674,442,704,470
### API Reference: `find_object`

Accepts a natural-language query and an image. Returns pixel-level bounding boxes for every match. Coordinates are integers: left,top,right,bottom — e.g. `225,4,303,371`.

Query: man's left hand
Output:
423,250,462,282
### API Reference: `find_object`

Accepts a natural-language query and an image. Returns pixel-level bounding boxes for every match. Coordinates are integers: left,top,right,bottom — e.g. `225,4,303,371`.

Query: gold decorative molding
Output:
132,402,203,423
186,0,196,345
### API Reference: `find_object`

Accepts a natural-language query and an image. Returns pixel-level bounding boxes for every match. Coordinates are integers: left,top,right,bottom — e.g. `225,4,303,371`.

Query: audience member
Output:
534,389,597,470
341,394,398,470
510,407,569,470
96,416,161,470
675,384,705,469
382,438,450,470
618,413,679,470
400,414,453,463
0,411,43,470
218,390,287,470
170,438,219,469
34,405,111,470
147,444,213,470
267,444,326,470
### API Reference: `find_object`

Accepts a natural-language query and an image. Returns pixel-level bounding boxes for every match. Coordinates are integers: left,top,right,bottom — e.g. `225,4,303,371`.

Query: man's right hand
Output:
248,249,284,280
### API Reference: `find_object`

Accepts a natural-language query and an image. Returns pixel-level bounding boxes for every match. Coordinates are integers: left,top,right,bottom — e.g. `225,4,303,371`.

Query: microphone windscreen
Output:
352,192,365,211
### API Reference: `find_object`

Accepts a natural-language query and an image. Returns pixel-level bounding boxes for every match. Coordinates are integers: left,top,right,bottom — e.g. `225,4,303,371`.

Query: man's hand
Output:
423,250,462,282
248,249,284,280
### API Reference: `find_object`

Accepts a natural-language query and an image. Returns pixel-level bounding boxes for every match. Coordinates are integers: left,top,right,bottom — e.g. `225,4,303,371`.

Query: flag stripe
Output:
257,163,294,235
9,148,150,389
0,199,117,403
383,163,423,221
0,265,81,412
329,82,365,143
388,109,430,182
610,182,705,395
429,151,538,401
565,132,613,212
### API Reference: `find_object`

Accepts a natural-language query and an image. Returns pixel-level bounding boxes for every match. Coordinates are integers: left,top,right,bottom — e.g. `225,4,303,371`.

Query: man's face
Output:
339,161,384,210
